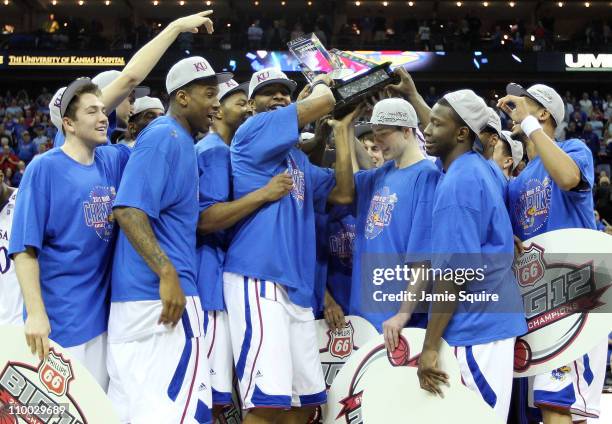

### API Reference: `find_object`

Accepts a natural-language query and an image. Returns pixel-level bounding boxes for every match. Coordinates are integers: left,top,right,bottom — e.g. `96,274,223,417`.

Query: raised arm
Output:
198,173,293,234
296,75,336,129
386,67,431,129
113,207,185,326
102,11,215,113
14,248,50,360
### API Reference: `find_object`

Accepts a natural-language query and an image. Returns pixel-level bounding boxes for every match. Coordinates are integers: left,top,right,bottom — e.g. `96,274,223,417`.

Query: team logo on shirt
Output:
365,187,397,240
329,224,355,267
82,185,116,242
287,155,305,208
514,177,552,236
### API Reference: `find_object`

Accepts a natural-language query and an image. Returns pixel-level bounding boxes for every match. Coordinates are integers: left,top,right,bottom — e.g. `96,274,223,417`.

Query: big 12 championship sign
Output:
512,229,612,377
0,325,120,423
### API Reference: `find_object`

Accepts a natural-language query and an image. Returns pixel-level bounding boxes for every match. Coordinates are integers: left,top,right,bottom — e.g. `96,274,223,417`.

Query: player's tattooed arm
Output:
113,207,186,326
14,248,51,361
417,277,457,397
296,75,336,128
197,173,292,234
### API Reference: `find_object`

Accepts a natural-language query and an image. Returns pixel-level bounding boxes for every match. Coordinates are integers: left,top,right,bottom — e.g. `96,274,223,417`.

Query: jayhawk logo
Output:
287,154,305,208
515,177,552,236
365,187,397,240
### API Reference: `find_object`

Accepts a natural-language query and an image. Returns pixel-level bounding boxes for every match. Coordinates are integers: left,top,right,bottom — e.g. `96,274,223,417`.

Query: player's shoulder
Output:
136,116,187,147
558,138,590,155
96,143,131,160
195,133,229,156
25,148,61,171
415,158,442,178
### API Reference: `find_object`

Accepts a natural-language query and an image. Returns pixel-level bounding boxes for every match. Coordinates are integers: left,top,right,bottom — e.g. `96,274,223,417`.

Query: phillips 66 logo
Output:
513,242,611,374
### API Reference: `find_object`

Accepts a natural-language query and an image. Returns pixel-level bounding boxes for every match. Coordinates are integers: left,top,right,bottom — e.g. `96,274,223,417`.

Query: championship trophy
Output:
287,33,397,117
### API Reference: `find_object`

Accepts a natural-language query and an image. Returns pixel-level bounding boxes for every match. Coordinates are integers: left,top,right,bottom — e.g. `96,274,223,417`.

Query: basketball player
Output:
500,83,607,424
417,90,527,422
493,130,523,180
122,96,165,147
346,98,441,338
52,10,214,148
195,78,293,418
478,107,503,160
106,56,229,424
9,78,130,390
223,67,356,423
0,168,19,325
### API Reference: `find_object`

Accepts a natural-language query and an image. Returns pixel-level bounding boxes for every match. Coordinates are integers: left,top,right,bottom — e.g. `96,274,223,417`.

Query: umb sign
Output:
512,229,612,377
565,53,612,71
0,325,120,423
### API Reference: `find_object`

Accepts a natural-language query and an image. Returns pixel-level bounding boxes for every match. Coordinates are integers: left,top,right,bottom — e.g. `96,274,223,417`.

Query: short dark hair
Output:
437,98,477,141
63,83,102,122
500,138,512,158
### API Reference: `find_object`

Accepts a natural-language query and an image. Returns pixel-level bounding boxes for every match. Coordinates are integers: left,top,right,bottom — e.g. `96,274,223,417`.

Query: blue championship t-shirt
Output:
431,151,527,346
195,133,231,312
225,104,335,308
9,145,130,347
111,116,199,301
508,139,596,241
326,205,356,315
350,159,441,332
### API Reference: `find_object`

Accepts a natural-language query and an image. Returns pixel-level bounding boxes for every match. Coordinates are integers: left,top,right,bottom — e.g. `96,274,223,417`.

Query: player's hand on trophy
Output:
312,73,334,87
327,102,365,130
261,172,293,202
417,349,449,397
25,311,51,361
324,292,346,331
382,312,411,352
159,264,186,326
497,95,530,124
386,67,418,100
170,10,214,34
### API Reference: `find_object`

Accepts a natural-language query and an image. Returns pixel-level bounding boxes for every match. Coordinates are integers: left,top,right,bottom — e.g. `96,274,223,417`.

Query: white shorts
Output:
223,272,326,410
454,337,515,423
65,332,108,391
107,297,212,424
528,339,608,419
203,310,234,406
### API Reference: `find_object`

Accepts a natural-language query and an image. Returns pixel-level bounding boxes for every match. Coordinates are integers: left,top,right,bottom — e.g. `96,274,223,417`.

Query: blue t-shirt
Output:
225,104,336,308
326,205,356,315
508,139,596,241
54,111,116,148
194,133,231,312
431,151,527,346
350,160,441,332
487,158,508,204
313,210,330,315
111,116,199,301
8,145,130,347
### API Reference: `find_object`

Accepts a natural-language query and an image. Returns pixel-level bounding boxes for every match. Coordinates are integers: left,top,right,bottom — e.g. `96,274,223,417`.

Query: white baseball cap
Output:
132,96,165,116
248,67,297,99
49,86,66,129
369,98,418,128
443,89,488,135
218,79,249,103
484,107,502,136
92,70,150,98
166,56,233,94
506,83,564,126
501,130,524,170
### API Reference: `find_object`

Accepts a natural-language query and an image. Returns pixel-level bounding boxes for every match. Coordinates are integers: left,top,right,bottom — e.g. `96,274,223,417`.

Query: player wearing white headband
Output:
500,83,607,424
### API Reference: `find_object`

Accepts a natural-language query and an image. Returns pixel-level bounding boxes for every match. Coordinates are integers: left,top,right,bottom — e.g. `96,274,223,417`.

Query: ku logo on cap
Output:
194,61,209,72
54,96,62,107
226,80,238,88
257,71,270,83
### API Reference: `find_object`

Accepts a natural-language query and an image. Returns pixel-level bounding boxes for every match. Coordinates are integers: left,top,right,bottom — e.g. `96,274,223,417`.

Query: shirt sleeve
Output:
113,126,174,219
308,162,336,213
232,103,299,172
198,146,231,212
8,159,50,257
562,139,595,196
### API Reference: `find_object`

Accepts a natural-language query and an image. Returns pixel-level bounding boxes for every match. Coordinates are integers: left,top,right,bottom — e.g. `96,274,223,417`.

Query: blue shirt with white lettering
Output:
195,133,231,312
431,151,527,346
225,104,335,308
350,160,441,332
9,145,129,347
508,139,595,241
326,205,356,314
111,116,199,301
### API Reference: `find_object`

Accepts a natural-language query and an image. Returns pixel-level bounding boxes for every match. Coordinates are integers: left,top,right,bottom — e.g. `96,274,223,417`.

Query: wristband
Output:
520,115,542,138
